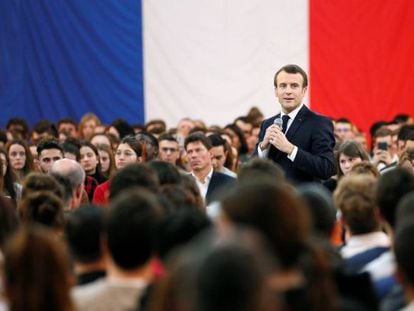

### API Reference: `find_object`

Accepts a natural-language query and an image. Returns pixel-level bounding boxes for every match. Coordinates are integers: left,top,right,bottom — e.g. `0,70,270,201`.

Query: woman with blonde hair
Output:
79,112,101,140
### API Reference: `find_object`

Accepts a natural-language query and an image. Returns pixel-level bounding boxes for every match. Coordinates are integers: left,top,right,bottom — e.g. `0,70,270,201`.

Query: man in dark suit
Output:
185,132,235,204
257,64,335,184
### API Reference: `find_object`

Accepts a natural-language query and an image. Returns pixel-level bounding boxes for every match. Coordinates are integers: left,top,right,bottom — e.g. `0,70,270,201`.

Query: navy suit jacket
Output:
205,171,236,204
257,105,335,184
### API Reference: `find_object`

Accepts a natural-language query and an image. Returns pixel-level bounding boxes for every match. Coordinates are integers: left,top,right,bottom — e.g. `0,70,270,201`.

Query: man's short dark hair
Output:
158,133,178,143
37,138,64,156
6,117,29,138
57,118,78,129
377,168,414,228
398,125,414,141
274,64,308,88
184,132,212,150
65,205,104,263
109,163,159,200
238,158,285,184
147,161,182,185
208,133,226,147
106,188,163,269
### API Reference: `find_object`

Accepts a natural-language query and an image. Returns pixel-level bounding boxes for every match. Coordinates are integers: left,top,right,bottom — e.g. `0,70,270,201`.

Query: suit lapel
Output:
285,105,309,141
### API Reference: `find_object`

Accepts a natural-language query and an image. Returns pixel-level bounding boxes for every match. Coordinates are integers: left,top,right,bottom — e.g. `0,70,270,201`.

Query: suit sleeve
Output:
292,116,335,179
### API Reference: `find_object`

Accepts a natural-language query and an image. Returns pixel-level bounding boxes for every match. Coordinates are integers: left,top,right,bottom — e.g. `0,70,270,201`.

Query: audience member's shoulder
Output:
213,170,236,182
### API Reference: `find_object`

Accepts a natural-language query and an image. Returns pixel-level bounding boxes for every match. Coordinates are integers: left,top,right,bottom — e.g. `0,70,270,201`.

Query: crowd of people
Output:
1,67,414,310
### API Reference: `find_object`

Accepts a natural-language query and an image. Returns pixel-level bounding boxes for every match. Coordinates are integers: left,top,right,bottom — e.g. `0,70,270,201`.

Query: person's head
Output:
115,135,143,169
147,160,182,186
336,140,370,178
57,118,78,138
395,192,414,227
238,157,285,184
135,131,159,161
106,188,163,270
184,132,213,174
65,204,104,264
394,113,413,125
3,226,73,311
224,123,248,155
31,120,58,143
6,139,34,175
109,163,159,201
394,220,414,291
37,138,64,173
397,124,414,156
334,175,379,235
50,158,86,210
21,172,64,201
62,139,81,162
208,133,229,172
158,133,180,165
18,191,64,231
222,180,309,268
373,127,396,155
297,183,336,238
234,116,253,139
108,118,134,140
377,168,414,229
0,147,18,199
349,161,380,178
90,133,112,148
79,112,101,140
96,144,116,177
177,118,195,137
274,64,308,114
6,117,29,140
334,118,355,143
399,148,414,173
145,119,167,136
79,140,101,175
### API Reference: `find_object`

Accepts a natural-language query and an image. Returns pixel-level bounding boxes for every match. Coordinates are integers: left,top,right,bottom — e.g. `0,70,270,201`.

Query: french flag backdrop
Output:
1,0,413,134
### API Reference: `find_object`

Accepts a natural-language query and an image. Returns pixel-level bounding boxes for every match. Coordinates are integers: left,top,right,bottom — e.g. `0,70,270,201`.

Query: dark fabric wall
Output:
0,0,144,128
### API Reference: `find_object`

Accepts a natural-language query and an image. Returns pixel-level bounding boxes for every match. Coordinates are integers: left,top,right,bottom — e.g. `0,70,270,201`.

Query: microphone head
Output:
273,117,283,128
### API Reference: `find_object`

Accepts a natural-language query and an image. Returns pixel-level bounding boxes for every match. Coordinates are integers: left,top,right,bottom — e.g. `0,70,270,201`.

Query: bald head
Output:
50,158,85,188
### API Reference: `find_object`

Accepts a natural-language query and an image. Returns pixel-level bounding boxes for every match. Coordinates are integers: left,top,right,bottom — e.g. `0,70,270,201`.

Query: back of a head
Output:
50,158,86,190
18,191,64,231
297,183,336,238
221,180,309,267
4,226,73,311
395,192,414,226
0,197,19,250
238,157,285,184
65,205,104,263
147,160,182,185
109,163,159,200
394,220,414,287
377,168,414,229
21,172,64,200
334,175,379,235
106,188,163,270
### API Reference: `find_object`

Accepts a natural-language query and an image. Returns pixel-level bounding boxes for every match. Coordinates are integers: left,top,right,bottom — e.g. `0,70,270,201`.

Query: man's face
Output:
275,71,307,114
39,149,63,173
210,145,227,171
186,141,212,173
59,122,78,138
235,120,252,139
335,122,354,143
159,140,180,165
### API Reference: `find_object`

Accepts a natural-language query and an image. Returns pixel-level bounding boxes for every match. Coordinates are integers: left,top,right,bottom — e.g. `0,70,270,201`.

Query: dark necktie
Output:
282,115,290,133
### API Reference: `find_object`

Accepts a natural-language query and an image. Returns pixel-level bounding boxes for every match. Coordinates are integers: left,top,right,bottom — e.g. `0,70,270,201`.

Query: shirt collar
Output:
191,167,214,184
281,103,303,121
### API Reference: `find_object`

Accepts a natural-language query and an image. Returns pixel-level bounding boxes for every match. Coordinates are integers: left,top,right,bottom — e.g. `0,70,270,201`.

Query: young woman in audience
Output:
79,141,107,184
323,140,370,192
79,112,101,140
6,139,35,185
96,143,116,178
92,135,142,205
0,147,20,200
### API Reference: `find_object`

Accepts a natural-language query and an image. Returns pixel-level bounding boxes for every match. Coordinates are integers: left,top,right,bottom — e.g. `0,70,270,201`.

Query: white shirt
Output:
340,231,391,259
258,104,303,161
191,167,213,201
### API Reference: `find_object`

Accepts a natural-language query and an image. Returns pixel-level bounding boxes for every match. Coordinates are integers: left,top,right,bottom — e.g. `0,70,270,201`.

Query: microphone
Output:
273,117,283,129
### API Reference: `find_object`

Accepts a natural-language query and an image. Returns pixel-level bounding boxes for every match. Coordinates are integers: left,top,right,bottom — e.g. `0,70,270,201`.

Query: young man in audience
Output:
72,188,163,311
207,133,237,178
157,133,181,167
37,138,64,173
